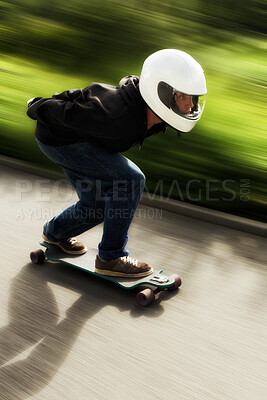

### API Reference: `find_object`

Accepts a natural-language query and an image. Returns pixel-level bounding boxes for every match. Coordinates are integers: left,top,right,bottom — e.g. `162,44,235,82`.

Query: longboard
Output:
30,242,182,306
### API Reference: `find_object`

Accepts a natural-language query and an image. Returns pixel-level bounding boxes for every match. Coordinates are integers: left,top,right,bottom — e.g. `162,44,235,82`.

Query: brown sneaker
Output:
95,255,153,278
42,233,87,255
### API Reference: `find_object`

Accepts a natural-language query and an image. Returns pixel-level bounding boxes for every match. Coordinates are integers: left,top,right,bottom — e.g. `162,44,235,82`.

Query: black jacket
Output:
27,75,166,152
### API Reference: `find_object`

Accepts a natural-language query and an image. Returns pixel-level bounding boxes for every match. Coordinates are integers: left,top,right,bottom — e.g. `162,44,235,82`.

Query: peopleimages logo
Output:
15,178,251,203
15,178,251,221
143,178,251,202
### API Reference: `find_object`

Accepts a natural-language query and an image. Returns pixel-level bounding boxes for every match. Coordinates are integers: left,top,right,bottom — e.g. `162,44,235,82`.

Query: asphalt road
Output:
0,165,266,400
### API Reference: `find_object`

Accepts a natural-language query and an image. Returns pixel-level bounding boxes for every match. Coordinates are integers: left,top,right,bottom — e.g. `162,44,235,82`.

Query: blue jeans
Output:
37,140,145,260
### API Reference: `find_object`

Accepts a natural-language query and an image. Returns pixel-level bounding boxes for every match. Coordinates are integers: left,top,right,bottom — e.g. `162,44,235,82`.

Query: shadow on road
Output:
0,260,176,399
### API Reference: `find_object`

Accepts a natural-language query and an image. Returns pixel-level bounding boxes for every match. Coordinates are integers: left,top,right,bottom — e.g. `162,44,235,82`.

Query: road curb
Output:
141,193,267,237
1,155,266,237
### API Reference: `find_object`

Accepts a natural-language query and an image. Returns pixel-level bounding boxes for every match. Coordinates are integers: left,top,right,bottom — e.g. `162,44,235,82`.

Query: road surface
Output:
0,165,266,399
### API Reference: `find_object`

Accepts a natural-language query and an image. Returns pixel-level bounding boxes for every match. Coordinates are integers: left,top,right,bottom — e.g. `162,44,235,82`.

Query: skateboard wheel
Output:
137,288,155,307
168,274,182,291
30,249,45,265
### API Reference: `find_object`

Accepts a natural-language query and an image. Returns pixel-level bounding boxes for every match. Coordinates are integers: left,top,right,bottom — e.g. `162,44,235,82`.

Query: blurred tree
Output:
1,0,265,74
197,0,266,33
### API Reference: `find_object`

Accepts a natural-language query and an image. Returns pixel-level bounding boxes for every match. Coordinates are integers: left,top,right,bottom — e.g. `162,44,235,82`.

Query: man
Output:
27,49,207,278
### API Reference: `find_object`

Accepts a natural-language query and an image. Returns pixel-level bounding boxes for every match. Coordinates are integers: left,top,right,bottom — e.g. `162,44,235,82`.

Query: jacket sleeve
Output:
26,89,108,133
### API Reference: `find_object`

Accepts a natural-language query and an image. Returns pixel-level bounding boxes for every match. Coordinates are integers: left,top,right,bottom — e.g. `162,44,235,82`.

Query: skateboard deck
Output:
30,242,182,306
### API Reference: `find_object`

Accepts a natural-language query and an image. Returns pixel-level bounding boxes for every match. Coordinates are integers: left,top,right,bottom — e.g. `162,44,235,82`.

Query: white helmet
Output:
139,49,207,132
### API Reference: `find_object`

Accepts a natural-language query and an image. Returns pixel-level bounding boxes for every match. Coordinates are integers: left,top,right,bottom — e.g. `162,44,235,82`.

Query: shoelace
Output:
120,256,138,267
66,238,78,244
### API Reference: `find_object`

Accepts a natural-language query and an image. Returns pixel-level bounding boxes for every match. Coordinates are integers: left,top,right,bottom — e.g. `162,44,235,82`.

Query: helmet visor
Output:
172,92,206,120
158,81,206,121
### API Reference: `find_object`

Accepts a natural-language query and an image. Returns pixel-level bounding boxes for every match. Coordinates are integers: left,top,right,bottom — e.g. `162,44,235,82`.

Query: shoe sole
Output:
94,267,154,278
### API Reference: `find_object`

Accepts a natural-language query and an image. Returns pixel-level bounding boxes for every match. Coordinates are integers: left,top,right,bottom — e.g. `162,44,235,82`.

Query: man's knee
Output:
129,168,145,186
137,171,146,190
129,171,146,197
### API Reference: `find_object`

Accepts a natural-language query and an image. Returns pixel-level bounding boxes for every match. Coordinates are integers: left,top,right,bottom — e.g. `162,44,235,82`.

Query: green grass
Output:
0,36,266,221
